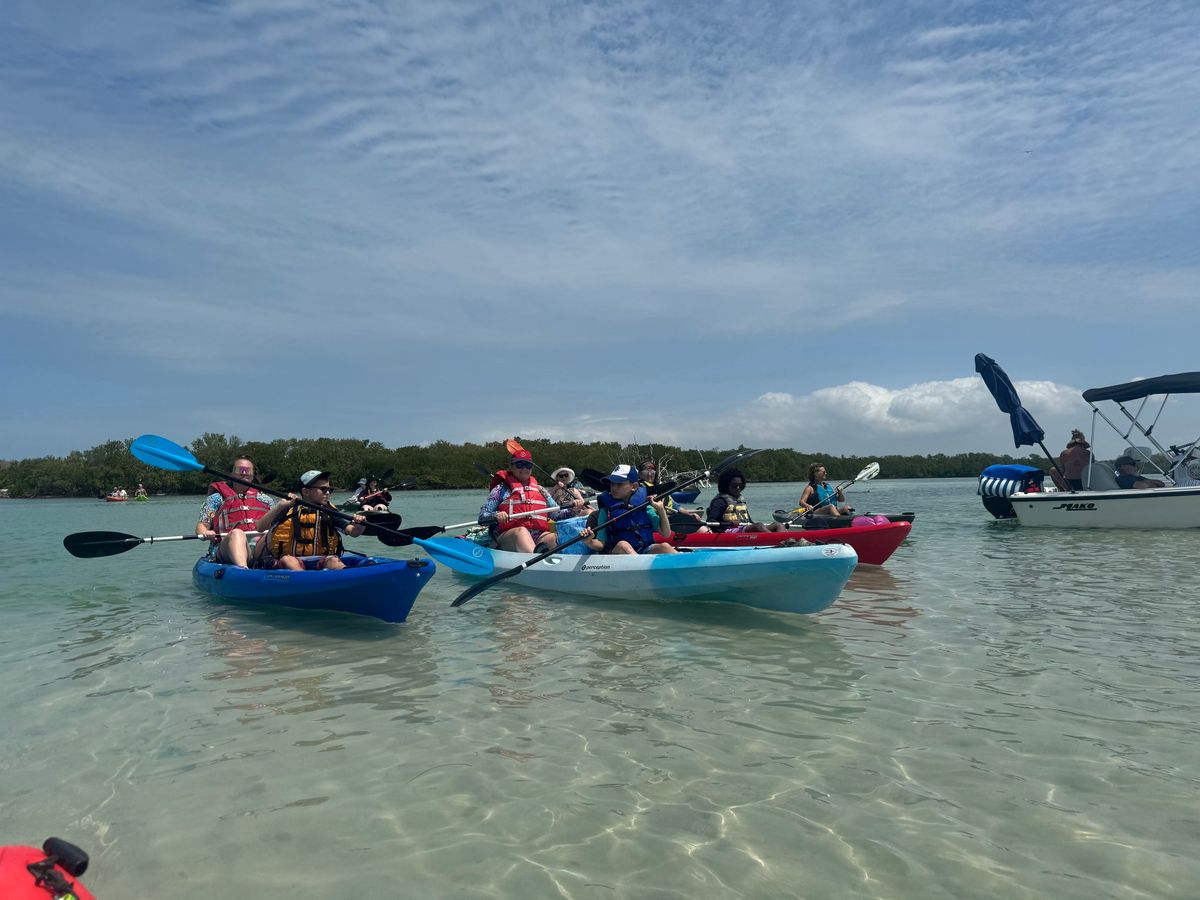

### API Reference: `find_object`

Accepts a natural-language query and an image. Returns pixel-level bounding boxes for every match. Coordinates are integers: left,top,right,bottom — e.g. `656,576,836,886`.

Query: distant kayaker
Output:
797,463,851,516
134,483,148,498
196,456,273,568
256,470,368,570
581,464,677,555
708,469,785,532
356,477,392,512
1058,430,1091,490
479,450,576,552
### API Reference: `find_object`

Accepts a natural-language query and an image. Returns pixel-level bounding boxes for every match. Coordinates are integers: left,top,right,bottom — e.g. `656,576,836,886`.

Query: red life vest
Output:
496,473,550,534
209,481,273,535
0,845,96,900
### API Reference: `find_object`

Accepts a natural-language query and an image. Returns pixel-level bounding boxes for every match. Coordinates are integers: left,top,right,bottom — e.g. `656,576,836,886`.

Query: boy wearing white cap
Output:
256,470,367,570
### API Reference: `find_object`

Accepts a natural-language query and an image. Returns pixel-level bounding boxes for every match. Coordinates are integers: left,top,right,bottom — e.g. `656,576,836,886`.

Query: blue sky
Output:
3,0,1198,461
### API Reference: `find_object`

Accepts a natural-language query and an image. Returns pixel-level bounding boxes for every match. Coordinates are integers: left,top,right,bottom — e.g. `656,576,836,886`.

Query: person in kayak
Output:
255,470,368,570
196,456,273,568
479,450,575,552
707,468,785,532
638,458,708,533
582,464,677,554
134,483,148,498
548,467,590,515
797,463,852,516
355,476,392,512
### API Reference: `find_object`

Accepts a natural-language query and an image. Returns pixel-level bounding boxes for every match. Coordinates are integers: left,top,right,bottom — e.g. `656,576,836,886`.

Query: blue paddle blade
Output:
131,434,204,472
417,537,494,576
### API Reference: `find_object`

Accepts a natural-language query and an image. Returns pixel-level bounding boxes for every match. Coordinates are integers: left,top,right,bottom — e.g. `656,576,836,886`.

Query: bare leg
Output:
320,555,346,570
498,527,536,553
608,540,637,555
216,530,250,567
647,542,678,554
276,554,305,571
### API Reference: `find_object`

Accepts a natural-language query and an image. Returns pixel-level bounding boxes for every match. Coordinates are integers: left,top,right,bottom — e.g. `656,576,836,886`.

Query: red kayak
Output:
663,521,911,566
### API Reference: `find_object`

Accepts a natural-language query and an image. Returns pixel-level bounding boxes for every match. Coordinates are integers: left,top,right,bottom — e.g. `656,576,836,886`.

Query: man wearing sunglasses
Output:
256,470,368,570
195,456,273,568
478,450,575,553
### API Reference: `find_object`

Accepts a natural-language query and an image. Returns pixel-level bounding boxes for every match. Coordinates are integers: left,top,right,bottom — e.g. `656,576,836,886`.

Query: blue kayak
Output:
192,554,436,623
670,489,701,504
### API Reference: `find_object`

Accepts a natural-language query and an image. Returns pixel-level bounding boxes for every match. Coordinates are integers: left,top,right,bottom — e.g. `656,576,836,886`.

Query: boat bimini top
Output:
1081,371,1200,485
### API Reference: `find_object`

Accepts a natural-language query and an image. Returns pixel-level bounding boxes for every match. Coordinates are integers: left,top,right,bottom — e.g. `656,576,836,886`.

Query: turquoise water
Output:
2,480,1197,898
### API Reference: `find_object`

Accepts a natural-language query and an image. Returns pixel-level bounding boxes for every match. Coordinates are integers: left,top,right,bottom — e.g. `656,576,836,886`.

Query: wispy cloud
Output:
2,1,1198,458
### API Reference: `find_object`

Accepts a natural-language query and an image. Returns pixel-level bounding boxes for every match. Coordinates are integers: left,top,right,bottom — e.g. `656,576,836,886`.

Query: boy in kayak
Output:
255,470,368,570
582,464,677,554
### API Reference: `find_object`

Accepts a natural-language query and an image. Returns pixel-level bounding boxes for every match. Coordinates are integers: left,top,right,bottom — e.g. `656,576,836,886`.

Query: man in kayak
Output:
134,483,148,498
255,470,368,570
582,464,677,554
638,459,708,533
707,469,785,532
196,456,273,568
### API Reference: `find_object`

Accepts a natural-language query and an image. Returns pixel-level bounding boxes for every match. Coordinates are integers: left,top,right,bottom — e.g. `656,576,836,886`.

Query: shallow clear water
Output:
2,480,1198,898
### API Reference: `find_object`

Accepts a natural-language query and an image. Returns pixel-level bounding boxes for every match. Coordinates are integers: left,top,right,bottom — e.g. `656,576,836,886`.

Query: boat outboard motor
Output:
978,464,1045,519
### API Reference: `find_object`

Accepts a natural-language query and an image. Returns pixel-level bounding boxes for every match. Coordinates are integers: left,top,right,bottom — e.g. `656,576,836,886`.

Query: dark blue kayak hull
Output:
192,555,435,623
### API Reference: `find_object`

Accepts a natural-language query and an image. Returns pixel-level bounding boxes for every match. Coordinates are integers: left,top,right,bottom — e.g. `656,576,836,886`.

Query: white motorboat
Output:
1006,371,1200,529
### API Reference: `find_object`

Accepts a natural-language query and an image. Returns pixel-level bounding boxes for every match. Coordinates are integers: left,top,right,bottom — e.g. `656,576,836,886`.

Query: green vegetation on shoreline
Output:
0,433,1049,498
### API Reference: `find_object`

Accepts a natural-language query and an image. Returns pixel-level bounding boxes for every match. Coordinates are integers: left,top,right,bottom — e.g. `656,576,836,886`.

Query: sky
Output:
3,0,1199,462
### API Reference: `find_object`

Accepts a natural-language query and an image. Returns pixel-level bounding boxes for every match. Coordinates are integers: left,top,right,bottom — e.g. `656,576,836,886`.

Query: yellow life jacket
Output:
718,493,751,526
269,505,343,558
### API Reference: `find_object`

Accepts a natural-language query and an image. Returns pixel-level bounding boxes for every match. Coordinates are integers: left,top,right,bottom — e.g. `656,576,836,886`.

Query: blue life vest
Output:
596,487,655,553
812,482,837,505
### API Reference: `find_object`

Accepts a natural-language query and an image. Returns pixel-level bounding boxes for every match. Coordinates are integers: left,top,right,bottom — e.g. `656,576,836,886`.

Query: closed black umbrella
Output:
975,353,1071,489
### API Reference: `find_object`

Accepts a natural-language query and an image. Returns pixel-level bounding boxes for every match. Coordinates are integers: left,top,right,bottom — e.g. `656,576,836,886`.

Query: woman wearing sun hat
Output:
547,466,588,512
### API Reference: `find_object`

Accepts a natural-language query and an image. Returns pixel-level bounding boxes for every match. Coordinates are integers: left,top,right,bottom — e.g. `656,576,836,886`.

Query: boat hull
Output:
436,541,858,614
1010,486,1200,528
667,521,911,566
192,555,436,622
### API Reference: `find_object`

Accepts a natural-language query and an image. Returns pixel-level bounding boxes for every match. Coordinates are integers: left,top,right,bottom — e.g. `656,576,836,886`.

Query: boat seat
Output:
1080,462,1120,491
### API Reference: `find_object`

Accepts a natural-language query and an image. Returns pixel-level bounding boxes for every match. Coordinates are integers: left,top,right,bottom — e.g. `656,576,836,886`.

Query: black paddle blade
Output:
361,513,402,537
63,531,141,558
579,469,608,491
375,530,414,547
667,513,703,535
395,525,445,541
451,564,524,607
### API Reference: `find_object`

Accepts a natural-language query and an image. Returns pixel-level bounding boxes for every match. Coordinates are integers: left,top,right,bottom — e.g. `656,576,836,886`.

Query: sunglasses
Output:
555,473,570,479
307,485,333,493
513,461,533,469
234,466,254,474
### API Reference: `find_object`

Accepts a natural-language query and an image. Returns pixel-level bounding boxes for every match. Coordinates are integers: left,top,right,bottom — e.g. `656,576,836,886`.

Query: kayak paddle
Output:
130,434,493,576
450,448,762,608
64,530,262,559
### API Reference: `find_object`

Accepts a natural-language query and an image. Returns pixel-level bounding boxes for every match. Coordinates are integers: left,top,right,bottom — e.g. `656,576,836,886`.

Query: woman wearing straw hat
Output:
548,466,589,515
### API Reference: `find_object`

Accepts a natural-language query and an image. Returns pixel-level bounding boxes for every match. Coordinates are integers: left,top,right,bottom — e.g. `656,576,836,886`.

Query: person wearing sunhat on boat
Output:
1057,430,1092,490
547,466,589,514
1114,456,1165,490
196,456,273,568
581,464,677,555
479,450,577,553
255,470,368,570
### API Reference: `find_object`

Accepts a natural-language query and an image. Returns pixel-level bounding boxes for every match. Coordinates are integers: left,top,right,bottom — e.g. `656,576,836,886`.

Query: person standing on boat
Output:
1058,430,1091,490
582,464,677,554
196,456,273,568
797,463,851,516
1114,457,1165,490
479,450,573,553
256,470,367,570
708,469,785,532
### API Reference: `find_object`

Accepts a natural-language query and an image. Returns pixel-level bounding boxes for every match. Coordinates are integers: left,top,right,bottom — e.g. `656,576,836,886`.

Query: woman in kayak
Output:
582,464,677,554
797,463,851,516
547,467,589,515
479,450,576,552
707,468,785,532
356,476,392,512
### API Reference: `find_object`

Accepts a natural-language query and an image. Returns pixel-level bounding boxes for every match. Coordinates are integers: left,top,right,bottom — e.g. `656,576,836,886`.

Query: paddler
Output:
256,470,367,570
581,464,677,554
707,468,785,532
196,456,273,568
478,449,576,552
797,463,852,516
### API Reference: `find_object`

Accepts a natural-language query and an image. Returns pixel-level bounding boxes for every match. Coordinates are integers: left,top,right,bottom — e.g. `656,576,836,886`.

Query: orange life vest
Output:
269,505,343,558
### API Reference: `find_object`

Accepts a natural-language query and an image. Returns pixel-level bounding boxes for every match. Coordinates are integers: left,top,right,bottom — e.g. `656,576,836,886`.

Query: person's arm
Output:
649,502,671,539
340,508,368,537
196,495,220,541
478,486,505,525
705,497,727,529
798,485,815,507
584,509,606,551
257,495,298,531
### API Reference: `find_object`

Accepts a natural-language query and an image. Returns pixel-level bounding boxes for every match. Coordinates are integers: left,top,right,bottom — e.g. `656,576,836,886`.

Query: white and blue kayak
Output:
192,554,436,623
430,539,857,614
